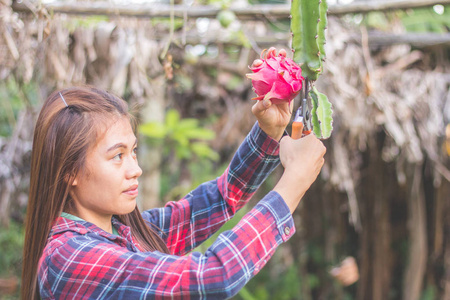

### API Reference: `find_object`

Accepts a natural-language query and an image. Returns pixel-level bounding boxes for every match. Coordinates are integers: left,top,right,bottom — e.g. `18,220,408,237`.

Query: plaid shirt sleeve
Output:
38,122,296,299
39,192,295,299
142,122,286,255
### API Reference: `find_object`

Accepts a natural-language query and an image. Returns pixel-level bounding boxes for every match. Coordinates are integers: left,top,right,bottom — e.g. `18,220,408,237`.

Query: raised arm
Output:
42,193,292,299
274,134,326,213
143,99,294,255
40,130,326,300
142,122,283,255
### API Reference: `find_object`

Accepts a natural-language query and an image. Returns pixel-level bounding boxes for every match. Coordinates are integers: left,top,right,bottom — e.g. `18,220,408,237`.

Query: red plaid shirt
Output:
38,123,295,299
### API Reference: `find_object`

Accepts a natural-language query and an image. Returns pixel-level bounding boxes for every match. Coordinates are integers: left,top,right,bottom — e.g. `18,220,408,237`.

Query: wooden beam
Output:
330,0,450,15
354,32,450,48
12,0,450,20
176,32,450,48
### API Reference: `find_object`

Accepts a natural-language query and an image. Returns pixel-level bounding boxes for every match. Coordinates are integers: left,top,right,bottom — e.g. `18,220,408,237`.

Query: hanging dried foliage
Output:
0,2,449,298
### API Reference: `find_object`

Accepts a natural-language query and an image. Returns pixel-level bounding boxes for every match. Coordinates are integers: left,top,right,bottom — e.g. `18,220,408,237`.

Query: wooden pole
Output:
165,31,450,48
12,0,450,20
352,32,450,48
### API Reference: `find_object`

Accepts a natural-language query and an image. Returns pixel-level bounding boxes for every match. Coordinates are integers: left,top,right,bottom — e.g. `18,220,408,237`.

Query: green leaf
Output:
183,128,216,140
400,6,450,33
139,122,167,139
165,109,180,129
310,87,333,139
191,142,219,161
140,108,218,164
172,132,190,148
175,146,192,159
179,118,199,130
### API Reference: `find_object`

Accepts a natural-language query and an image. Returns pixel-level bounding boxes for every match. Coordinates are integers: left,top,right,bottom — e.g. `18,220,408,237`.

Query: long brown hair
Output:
22,86,169,300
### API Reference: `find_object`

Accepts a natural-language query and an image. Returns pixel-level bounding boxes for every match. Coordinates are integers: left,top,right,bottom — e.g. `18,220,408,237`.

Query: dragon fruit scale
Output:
246,47,304,104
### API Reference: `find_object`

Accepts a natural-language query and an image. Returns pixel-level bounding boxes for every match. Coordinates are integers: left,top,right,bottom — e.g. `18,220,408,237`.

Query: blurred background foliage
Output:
400,6,450,33
0,80,39,137
0,0,449,299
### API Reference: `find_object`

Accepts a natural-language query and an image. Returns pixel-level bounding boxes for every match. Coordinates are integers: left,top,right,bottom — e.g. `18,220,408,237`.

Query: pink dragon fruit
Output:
246,47,304,104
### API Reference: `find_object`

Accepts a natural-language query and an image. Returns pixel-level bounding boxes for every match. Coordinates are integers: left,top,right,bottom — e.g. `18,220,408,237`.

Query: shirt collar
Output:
51,216,140,251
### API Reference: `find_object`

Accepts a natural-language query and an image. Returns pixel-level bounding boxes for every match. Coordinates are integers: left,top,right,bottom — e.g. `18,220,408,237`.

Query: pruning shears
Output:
291,97,312,139
291,79,313,139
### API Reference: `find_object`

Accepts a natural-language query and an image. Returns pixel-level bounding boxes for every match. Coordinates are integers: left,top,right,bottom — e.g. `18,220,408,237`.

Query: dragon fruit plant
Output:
291,0,333,139
247,0,333,139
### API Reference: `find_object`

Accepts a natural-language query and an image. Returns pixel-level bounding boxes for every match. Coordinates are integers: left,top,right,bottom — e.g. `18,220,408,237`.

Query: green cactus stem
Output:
290,0,327,80
290,0,333,139
318,0,328,62
310,87,333,139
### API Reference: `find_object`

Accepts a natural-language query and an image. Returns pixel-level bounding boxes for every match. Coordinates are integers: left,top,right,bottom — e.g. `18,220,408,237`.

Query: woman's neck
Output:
66,208,113,234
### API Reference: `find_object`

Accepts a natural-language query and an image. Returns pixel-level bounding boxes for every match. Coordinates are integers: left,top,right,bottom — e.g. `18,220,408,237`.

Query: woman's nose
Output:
127,157,143,178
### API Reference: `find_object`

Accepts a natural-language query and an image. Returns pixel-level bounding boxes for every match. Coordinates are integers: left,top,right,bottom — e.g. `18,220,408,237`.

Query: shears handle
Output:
291,97,311,140
292,121,311,139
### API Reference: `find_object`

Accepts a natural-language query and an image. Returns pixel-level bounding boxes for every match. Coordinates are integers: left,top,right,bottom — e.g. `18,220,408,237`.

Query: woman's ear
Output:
65,172,78,186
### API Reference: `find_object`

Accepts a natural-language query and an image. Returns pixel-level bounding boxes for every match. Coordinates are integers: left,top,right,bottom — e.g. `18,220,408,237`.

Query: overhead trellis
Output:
11,0,450,49
12,0,450,19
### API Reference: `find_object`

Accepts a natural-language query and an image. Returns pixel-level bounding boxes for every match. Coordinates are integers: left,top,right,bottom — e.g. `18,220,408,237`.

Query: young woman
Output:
22,86,325,299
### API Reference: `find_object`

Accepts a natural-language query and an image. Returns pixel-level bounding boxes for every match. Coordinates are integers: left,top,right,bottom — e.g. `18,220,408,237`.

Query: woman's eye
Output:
133,147,138,156
113,153,123,161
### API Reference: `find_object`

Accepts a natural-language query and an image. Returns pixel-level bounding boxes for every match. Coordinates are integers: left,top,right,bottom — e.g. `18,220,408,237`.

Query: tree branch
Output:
176,32,450,48
353,32,450,48
12,0,450,20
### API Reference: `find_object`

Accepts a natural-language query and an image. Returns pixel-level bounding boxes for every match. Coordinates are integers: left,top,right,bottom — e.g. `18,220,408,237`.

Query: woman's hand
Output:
252,99,293,141
273,134,326,213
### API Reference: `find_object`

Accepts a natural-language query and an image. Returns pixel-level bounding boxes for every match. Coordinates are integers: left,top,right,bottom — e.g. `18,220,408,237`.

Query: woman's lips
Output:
123,184,138,197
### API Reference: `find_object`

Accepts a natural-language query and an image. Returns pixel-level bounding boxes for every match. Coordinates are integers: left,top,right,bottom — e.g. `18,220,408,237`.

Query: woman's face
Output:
70,117,142,229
